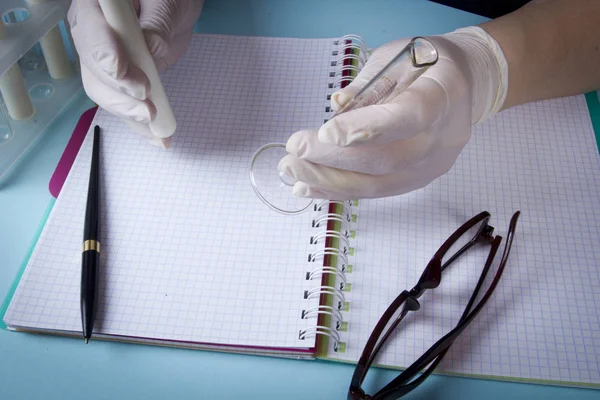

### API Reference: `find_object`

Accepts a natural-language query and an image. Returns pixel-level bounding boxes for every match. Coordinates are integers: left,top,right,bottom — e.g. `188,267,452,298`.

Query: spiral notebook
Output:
3,33,600,387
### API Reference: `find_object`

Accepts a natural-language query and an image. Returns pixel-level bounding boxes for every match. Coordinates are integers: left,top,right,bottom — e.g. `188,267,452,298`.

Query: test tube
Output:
334,37,438,115
0,21,35,120
27,0,73,80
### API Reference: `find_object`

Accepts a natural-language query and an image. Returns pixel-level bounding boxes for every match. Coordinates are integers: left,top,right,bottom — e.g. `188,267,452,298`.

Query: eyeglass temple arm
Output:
352,291,412,389
367,297,419,369
432,212,491,263
459,236,502,320
375,236,503,400
378,211,520,397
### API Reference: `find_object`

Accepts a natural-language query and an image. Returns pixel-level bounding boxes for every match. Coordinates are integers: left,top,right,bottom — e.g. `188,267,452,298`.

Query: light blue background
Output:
1,0,598,399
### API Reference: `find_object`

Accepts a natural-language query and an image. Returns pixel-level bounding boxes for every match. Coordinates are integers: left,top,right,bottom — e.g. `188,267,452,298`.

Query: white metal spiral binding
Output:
298,326,341,351
339,34,367,54
315,200,353,222
311,230,350,249
315,199,353,211
309,247,349,272
313,213,352,238
301,205,354,351
301,305,344,328
315,211,352,224
307,265,347,290
332,76,357,90
298,37,365,353
334,64,362,76
323,35,370,120
336,35,368,67
336,52,367,69
305,285,346,310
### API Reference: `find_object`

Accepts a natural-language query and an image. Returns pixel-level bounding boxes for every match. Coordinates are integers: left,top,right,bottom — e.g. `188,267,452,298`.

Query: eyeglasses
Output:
348,211,521,400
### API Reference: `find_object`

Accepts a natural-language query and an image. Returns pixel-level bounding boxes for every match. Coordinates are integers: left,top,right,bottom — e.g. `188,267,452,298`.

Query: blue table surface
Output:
1,1,597,399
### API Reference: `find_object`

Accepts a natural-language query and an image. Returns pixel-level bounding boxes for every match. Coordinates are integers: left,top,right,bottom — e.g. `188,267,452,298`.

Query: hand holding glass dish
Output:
249,37,439,214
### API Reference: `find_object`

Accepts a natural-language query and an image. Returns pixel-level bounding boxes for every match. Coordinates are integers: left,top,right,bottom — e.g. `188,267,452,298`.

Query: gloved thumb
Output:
330,38,412,110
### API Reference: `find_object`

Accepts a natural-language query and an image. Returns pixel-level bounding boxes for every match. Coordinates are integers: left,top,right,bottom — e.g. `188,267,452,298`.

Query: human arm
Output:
482,0,600,109
279,0,600,200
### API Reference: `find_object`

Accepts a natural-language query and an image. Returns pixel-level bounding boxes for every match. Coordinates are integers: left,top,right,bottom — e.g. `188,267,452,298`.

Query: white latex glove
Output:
279,27,508,200
68,0,204,146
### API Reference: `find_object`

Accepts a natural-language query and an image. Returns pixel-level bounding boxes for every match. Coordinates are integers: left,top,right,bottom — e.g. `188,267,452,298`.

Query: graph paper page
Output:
4,35,339,350
326,95,600,385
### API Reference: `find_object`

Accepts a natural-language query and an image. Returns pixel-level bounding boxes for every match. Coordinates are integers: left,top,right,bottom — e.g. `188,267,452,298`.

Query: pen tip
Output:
85,338,89,344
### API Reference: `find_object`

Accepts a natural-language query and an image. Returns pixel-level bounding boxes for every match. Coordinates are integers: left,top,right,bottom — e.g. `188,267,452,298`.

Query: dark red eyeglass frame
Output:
348,211,521,400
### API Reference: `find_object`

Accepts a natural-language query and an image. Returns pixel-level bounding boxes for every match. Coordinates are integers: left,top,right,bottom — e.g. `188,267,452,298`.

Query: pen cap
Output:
98,0,177,138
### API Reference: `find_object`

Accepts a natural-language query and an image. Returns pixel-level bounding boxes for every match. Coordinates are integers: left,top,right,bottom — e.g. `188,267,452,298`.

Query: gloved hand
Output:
279,27,508,200
68,0,204,146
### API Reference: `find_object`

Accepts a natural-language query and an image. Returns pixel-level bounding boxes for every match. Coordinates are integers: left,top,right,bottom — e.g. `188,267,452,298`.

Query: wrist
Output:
444,26,508,124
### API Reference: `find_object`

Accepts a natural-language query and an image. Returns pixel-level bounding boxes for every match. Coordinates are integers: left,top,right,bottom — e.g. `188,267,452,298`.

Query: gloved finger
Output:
286,129,435,175
69,0,151,100
84,63,168,148
279,155,455,200
320,76,446,147
123,119,172,148
81,63,156,123
291,182,352,201
331,38,412,110
146,30,193,71
139,0,205,70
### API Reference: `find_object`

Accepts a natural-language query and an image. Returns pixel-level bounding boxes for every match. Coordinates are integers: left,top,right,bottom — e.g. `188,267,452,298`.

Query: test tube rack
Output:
0,0,82,185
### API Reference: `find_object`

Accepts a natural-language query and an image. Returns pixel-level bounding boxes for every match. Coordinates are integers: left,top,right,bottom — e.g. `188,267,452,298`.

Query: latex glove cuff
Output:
445,26,509,124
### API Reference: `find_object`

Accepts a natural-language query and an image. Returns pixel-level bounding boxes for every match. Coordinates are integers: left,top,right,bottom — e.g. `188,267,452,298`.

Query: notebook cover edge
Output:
1,198,57,330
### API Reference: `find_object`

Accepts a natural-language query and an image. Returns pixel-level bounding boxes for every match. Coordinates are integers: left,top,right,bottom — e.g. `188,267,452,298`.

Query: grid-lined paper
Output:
326,95,600,385
4,35,339,351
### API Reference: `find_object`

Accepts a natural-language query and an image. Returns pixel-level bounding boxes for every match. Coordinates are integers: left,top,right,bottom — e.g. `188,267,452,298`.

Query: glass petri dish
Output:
249,142,313,215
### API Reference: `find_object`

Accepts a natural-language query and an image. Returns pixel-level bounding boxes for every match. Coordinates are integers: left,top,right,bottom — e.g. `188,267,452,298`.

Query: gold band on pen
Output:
83,240,101,253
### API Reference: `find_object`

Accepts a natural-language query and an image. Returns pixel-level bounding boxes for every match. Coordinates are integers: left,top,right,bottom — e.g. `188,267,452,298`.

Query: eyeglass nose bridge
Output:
402,294,421,313
348,386,374,400
480,224,495,243
411,258,442,299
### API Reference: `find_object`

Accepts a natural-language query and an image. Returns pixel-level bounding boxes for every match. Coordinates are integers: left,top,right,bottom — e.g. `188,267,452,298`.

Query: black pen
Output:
81,125,101,344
